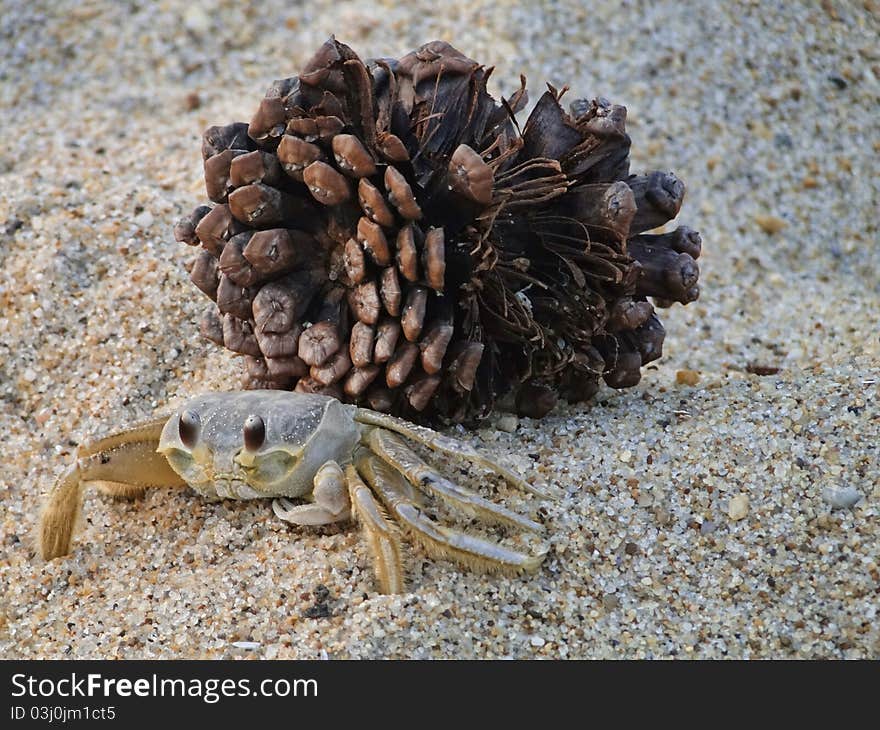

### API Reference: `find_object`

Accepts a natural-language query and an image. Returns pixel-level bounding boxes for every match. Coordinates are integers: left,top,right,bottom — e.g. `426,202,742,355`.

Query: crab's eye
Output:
243,414,266,451
178,410,200,448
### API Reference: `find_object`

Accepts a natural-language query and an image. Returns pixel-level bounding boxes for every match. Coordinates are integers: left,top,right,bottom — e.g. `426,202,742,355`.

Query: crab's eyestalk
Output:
243,414,266,451
178,409,201,448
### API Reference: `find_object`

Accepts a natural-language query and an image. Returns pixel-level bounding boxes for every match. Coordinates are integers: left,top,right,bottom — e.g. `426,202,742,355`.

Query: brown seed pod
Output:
448,342,484,393
202,122,251,160
229,150,283,188
423,227,445,292
181,38,704,423
252,283,298,335
386,341,420,388
608,298,653,332
358,178,395,228
190,250,220,300
401,287,427,341
602,347,642,389
216,276,255,320
374,319,401,363
379,267,401,316
376,133,409,162
405,374,441,411
200,307,224,345
342,237,367,284
303,161,351,206
195,203,239,256
384,166,422,220
277,135,323,181
448,144,493,205
204,149,245,203
245,356,273,382
218,232,259,287
228,184,294,228
366,385,395,412
287,115,344,141
294,376,343,399
357,217,391,266
627,171,686,235
266,355,309,379
298,321,341,366
310,347,352,386
349,321,375,367
243,229,308,277
174,205,212,246
332,134,377,178
419,322,454,374
559,182,636,241
343,365,381,398
255,322,301,360
348,280,381,325
396,224,420,282
222,314,261,357
248,82,294,141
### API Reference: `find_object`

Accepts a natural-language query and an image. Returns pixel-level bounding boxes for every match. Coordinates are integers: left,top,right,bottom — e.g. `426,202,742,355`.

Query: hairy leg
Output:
354,407,552,499
356,450,547,576
345,461,404,594
38,415,185,559
363,427,541,532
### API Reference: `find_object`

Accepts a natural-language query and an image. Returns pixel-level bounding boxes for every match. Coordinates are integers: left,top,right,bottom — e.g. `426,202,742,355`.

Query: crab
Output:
38,391,550,593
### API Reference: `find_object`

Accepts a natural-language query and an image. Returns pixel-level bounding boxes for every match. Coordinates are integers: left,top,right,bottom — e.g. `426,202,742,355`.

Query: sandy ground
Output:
0,0,878,659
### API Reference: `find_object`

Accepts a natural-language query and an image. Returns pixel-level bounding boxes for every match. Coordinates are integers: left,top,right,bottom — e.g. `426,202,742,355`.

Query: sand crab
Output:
39,391,549,593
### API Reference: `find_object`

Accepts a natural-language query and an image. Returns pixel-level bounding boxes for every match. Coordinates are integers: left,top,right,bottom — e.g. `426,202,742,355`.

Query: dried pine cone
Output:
175,38,703,423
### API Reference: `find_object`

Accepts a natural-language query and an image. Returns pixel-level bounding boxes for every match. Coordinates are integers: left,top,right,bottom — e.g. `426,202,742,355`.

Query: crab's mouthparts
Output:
211,473,264,500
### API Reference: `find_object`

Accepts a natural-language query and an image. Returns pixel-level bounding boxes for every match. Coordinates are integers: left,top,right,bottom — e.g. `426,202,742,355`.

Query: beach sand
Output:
1,0,877,658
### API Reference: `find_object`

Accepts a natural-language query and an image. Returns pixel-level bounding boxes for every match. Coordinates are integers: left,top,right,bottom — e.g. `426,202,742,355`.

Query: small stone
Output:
773,133,793,149
624,542,640,555
183,6,211,33
676,369,700,386
821,486,862,510
654,507,672,526
133,211,154,229
728,494,750,521
496,414,519,433
231,641,260,650
755,214,786,234
602,594,620,611
530,635,545,647
700,520,716,535
618,450,632,463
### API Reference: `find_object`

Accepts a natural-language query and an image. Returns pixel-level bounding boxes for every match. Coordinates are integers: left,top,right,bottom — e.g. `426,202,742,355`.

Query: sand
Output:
1,0,878,659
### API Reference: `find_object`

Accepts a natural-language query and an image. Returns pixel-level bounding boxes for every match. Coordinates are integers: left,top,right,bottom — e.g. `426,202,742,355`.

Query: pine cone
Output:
174,38,703,423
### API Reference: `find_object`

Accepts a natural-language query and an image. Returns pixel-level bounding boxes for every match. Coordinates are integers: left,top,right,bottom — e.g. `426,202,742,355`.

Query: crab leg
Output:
355,451,547,576
363,428,542,533
344,463,405,594
353,408,552,499
38,416,186,560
